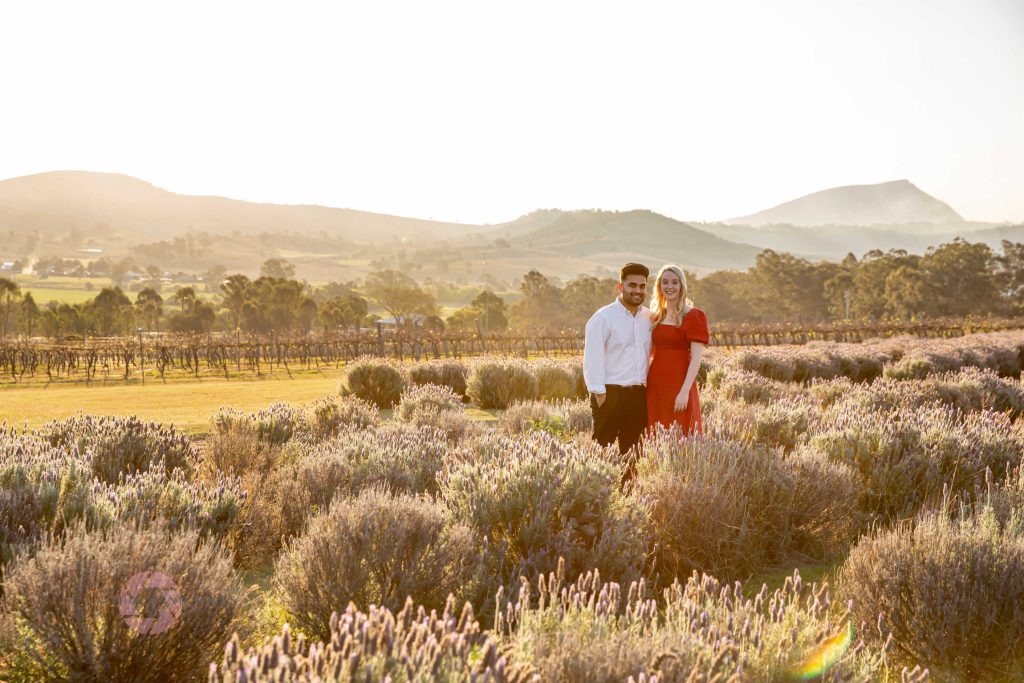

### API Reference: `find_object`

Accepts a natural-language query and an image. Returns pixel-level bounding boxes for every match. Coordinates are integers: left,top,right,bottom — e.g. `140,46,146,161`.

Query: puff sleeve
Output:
683,307,710,345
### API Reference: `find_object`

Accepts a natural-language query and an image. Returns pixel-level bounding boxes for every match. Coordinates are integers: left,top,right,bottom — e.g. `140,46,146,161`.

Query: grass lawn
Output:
12,274,217,305
17,285,109,305
0,369,504,433
0,371,347,434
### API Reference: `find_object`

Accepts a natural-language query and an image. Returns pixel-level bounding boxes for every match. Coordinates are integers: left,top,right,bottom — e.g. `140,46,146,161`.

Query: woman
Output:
646,265,709,435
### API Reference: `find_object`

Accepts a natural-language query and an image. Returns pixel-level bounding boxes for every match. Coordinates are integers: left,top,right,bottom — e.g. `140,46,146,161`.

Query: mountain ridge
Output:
727,179,964,226
0,170,473,243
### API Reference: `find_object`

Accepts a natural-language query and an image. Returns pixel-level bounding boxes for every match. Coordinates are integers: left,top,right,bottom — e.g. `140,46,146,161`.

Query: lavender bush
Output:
340,357,405,408
440,432,648,608
272,488,479,640
467,359,539,409
408,358,469,398
635,429,859,581
308,395,380,440
840,504,1024,680
810,404,1022,520
40,414,198,484
0,521,249,683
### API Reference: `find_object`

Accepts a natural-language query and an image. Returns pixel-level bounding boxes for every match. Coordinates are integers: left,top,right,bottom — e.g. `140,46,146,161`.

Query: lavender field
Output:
2,331,1024,682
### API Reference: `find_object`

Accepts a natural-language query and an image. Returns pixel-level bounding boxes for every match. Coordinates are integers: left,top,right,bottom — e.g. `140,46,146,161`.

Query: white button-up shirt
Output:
582,298,652,394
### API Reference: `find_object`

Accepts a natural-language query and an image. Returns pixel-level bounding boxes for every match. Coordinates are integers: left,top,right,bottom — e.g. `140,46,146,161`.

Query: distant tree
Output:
688,270,756,324
318,292,368,332
562,275,617,329
40,303,85,338
447,289,508,331
260,258,296,280
508,270,563,330
0,278,21,338
297,297,319,334
919,238,999,317
845,249,919,320
135,287,164,331
19,292,39,337
172,287,197,315
882,265,928,319
742,250,832,323
362,269,438,326
87,287,132,336
996,240,1024,314
169,300,216,333
220,274,251,329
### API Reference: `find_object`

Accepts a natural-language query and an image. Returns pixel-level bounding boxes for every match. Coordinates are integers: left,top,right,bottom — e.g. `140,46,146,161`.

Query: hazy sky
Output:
1,0,1021,224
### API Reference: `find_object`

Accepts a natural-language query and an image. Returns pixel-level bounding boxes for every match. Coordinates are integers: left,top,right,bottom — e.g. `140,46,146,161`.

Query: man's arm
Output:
583,313,608,403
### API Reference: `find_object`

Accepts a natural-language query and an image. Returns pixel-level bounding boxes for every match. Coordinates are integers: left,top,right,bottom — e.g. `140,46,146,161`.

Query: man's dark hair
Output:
619,262,649,281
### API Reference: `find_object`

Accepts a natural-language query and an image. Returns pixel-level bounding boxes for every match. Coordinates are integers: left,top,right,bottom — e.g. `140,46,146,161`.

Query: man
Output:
582,262,651,459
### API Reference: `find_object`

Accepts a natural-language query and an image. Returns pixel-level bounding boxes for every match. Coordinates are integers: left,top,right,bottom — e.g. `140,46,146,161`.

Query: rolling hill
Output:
1,171,1016,284
488,209,763,271
728,179,963,226
0,171,471,243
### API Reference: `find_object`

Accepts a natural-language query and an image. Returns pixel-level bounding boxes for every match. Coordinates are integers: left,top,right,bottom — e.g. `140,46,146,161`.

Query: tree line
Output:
0,238,1021,339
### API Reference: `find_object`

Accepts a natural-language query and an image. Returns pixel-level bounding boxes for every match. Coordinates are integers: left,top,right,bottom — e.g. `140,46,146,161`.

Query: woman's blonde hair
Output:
650,264,694,327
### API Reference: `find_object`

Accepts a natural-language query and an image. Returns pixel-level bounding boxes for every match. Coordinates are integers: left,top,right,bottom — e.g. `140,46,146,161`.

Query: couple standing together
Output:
582,262,709,461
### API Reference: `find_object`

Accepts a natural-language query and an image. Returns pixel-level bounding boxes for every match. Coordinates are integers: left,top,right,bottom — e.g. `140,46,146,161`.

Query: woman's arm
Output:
673,342,705,412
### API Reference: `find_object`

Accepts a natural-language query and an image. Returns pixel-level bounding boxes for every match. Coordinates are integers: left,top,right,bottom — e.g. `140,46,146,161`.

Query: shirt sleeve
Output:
684,308,710,345
583,312,608,394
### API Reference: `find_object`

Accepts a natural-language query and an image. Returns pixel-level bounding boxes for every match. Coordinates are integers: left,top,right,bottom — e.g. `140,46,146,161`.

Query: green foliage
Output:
363,269,438,327
467,359,539,409
1,429,243,566
440,432,648,608
810,404,1023,520
408,358,470,397
706,395,818,453
308,395,379,440
840,504,1024,680
396,383,464,422
340,358,406,408
636,431,859,582
211,599,513,682
39,413,198,484
499,399,592,438
532,359,578,401
210,402,308,447
507,270,563,330
231,424,453,568
446,289,509,331
496,562,899,682
0,522,248,683
273,488,479,640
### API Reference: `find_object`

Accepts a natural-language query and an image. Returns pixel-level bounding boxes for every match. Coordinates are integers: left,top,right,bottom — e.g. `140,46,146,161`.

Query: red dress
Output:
646,307,710,435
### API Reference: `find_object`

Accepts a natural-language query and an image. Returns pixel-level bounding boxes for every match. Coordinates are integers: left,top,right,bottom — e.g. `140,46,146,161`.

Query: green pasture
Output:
11,274,216,306
0,371,346,434
0,368,499,434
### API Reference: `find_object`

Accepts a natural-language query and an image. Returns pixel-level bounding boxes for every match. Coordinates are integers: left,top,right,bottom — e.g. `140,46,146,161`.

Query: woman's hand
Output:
674,389,689,412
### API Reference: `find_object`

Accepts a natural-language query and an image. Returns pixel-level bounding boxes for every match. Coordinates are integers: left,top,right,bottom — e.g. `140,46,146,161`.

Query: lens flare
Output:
788,621,853,680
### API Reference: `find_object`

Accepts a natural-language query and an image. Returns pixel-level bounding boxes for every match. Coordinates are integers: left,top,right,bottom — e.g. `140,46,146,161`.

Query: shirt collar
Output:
615,297,645,318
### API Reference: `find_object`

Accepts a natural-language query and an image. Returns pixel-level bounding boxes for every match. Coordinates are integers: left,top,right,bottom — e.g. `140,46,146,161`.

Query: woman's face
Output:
660,272,682,302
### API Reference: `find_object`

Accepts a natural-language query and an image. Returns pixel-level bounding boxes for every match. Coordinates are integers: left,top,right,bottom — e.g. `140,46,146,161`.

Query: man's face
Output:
618,274,647,306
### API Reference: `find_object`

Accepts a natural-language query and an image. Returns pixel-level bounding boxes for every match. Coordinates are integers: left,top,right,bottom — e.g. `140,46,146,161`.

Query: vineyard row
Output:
2,317,1023,383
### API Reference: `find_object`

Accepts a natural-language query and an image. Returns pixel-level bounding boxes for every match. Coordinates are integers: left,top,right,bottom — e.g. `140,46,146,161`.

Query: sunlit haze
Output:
1,0,1021,224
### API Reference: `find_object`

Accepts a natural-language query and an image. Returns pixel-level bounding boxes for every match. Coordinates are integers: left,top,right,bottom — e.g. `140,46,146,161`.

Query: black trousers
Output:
591,385,647,457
